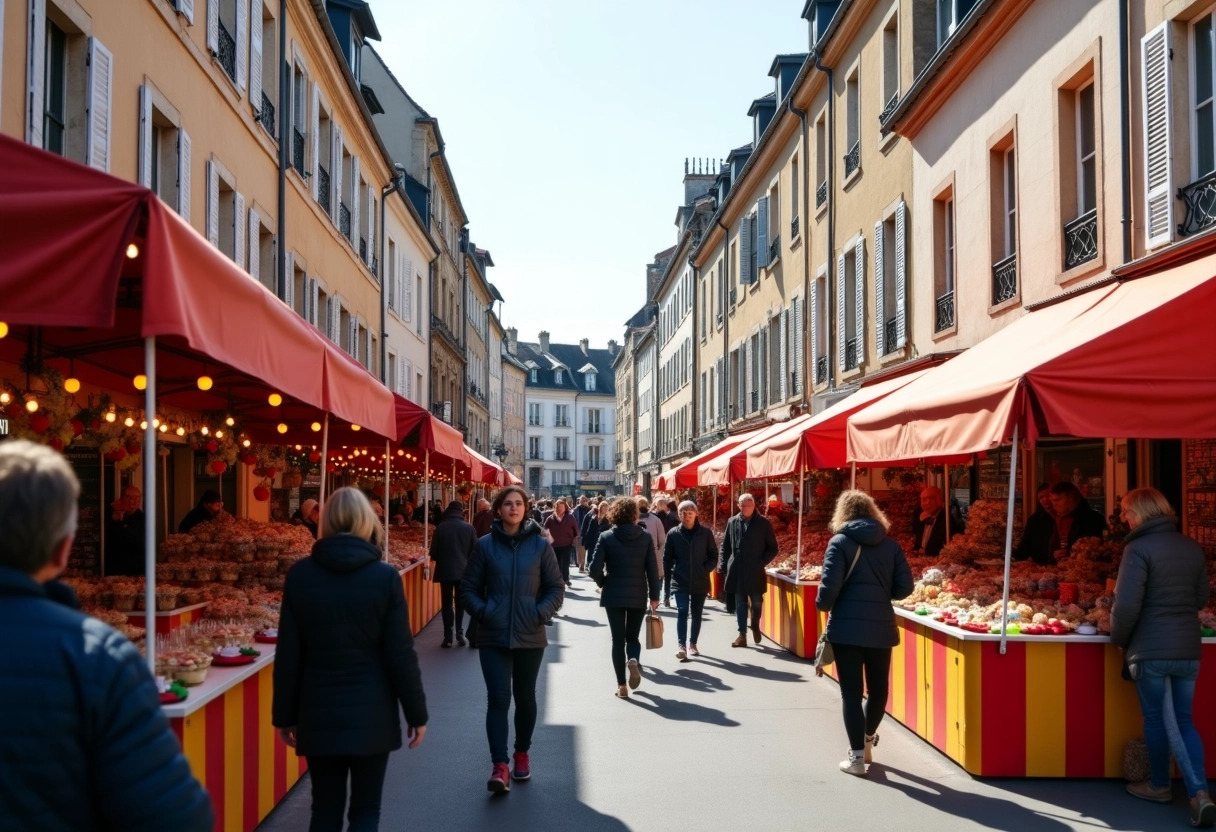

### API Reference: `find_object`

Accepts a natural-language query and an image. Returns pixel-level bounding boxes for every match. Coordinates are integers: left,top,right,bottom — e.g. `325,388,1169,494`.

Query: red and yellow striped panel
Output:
400,568,442,636
126,607,199,636
759,575,820,658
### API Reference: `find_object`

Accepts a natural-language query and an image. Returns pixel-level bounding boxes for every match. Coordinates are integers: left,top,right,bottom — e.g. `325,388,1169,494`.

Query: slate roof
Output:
515,340,617,396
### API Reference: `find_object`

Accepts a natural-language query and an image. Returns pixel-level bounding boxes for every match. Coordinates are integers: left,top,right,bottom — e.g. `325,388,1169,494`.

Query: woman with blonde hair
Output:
816,489,913,777
273,487,428,831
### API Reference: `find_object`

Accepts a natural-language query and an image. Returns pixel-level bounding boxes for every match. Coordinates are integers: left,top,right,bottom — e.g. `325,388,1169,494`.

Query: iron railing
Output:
935,290,956,333
729,288,737,306
884,317,898,354
317,165,330,215
768,236,780,264
844,141,860,178
292,128,305,176
815,356,827,386
217,19,236,80
258,92,276,138
750,390,759,412
339,202,351,237
1177,171,1216,237
845,337,859,370
992,252,1018,305
816,181,827,208
359,237,367,264
1063,209,1098,270
430,314,462,350
879,92,899,124
791,215,800,238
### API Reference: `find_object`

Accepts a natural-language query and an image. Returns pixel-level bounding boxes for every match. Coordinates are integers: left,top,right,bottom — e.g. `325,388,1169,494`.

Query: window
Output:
585,372,596,392
989,135,1019,306
416,274,424,334
938,0,977,46
207,0,241,83
555,405,569,428
838,238,864,372
586,409,602,434
555,437,569,460
875,202,907,355
586,445,602,470
1075,83,1097,216
815,111,828,208
290,59,308,175
552,470,571,486
317,105,334,215
882,14,899,115
555,369,564,385
249,210,275,293
790,157,800,234
812,276,826,386
933,186,957,333
1195,15,1215,178
206,158,244,269
845,67,860,178
251,1,278,138
29,9,111,170
528,402,542,426
44,22,67,156
139,85,190,219
530,369,538,383
528,436,542,460
1057,56,1101,271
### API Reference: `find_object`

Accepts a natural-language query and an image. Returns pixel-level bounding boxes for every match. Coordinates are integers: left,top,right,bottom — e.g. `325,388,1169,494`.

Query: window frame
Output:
1193,10,1216,179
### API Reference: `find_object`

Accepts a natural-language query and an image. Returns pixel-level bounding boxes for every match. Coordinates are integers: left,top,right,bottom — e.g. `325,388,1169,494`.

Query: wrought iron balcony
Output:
217,19,236,80
750,390,759,412
768,236,780,264
1177,171,1216,237
292,128,305,176
317,164,330,215
359,237,367,263
1063,209,1098,270
844,141,860,178
370,257,378,279
430,402,451,423
816,181,827,208
884,317,897,354
729,288,737,306
258,92,276,138
992,252,1018,305
879,92,899,124
845,337,859,370
429,314,462,350
790,215,800,238
339,202,351,237
934,290,956,333
815,356,827,386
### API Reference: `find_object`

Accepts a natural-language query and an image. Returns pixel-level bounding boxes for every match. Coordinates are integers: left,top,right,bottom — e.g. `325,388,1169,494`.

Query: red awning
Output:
847,258,1216,463
698,418,813,485
652,425,767,491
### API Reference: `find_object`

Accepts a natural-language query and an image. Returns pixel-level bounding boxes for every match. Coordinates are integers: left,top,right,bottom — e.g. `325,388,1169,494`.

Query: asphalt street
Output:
258,570,1181,832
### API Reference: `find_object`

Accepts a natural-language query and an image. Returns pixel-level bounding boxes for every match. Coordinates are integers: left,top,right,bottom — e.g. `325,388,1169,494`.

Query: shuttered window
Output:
1143,21,1173,248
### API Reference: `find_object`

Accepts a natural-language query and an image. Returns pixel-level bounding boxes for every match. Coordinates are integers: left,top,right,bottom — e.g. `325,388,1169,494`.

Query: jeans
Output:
439,580,464,640
674,590,706,647
478,646,545,764
554,545,574,585
1136,659,1210,798
833,643,892,751
307,752,390,832
605,607,646,685
735,591,763,634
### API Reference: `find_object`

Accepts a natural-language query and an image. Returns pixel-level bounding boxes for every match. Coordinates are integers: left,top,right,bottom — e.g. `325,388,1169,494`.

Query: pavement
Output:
258,570,1187,832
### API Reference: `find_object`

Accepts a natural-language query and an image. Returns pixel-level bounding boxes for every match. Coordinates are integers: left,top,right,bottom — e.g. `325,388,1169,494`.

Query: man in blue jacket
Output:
0,441,213,831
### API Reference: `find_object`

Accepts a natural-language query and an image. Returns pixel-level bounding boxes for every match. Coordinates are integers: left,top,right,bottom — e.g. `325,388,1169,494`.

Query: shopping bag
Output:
813,633,834,669
645,612,664,650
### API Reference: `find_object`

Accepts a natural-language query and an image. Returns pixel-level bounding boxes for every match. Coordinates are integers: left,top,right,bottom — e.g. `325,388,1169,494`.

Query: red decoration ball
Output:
29,414,51,434
209,460,227,475
263,466,278,480
253,485,271,502
105,448,127,462
308,451,321,463
71,419,85,436
48,437,64,451
205,440,219,454
126,441,141,456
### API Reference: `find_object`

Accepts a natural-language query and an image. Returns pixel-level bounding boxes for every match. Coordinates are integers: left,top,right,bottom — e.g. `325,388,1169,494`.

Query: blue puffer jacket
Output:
816,519,914,649
460,520,565,649
0,566,213,831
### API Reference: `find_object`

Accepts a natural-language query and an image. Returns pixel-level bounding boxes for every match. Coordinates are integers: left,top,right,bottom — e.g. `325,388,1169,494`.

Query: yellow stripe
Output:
890,625,906,722
944,637,961,763
224,687,243,832
1024,641,1067,776
183,709,206,788
924,634,937,742
914,630,927,735
259,668,275,818
960,640,984,773
285,735,300,785
1104,644,1142,777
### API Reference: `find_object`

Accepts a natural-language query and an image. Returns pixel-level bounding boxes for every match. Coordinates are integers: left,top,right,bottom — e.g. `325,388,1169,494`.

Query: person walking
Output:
0,441,213,831
573,496,592,572
718,493,779,648
816,490,913,776
459,485,564,794
543,497,581,589
472,498,494,538
272,487,428,831
1111,488,1214,826
663,500,718,660
582,500,611,563
589,497,660,699
430,500,477,648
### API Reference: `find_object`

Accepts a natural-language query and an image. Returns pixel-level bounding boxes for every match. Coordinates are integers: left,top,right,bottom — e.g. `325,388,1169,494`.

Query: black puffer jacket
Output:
719,512,779,595
273,535,428,757
590,523,660,608
582,514,609,553
816,519,914,649
459,520,564,649
429,507,477,582
1111,516,1209,662
663,521,719,596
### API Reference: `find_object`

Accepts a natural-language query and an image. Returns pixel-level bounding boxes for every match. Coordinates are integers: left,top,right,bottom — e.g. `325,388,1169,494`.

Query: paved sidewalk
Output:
258,571,1179,831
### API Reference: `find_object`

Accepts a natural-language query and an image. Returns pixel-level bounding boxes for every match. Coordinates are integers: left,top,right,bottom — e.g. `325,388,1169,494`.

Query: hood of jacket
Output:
440,507,466,522
677,520,701,538
836,518,888,547
1124,514,1177,543
491,517,543,544
310,534,382,573
615,523,648,543
638,509,651,518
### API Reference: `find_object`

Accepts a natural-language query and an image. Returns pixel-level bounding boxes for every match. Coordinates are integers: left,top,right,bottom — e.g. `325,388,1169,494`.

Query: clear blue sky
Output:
373,0,810,350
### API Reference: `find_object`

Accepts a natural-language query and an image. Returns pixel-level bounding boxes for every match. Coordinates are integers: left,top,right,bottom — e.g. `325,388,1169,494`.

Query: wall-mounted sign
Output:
579,471,614,483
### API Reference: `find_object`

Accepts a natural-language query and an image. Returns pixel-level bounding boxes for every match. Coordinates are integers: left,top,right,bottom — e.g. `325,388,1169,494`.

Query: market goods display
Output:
160,515,315,591
386,525,428,571
935,499,1024,566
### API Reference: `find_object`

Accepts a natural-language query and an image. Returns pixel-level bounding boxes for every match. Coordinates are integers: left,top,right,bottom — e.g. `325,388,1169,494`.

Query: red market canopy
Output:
847,258,1216,464
697,418,814,486
653,425,768,491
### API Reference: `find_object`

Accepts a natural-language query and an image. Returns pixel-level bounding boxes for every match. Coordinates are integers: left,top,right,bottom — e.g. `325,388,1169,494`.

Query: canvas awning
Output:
697,418,814,485
652,425,766,491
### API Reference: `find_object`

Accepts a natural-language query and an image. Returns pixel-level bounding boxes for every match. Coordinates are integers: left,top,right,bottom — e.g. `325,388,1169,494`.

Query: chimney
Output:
506,327,518,355
538,331,550,354
607,339,619,356
579,338,589,355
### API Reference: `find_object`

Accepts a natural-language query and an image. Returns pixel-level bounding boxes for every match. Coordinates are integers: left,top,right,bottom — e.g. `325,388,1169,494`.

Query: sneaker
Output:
512,752,531,782
456,632,466,647
627,658,642,689
1126,780,1172,804
751,623,762,644
864,733,879,764
839,749,866,776
441,639,453,649
731,633,747,648
675,646,687,661
1192,791,1216,828
689,644,701,656
487,762,510,793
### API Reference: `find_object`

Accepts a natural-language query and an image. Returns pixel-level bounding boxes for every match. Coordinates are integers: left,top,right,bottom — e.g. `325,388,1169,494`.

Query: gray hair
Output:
677,500,698,513
0,441,80,574
321,487,384,546
737,493,756,506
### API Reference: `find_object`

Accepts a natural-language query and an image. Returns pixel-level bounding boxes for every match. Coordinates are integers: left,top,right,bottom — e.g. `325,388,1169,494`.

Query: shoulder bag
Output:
813,543,863,671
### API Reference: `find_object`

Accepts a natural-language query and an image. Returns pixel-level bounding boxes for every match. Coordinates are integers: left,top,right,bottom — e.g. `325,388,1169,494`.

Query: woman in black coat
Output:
459,485,564,795
589,497,660,699
816,490,913,778
581,501,610,554
662,500,719,660
273,487,428,831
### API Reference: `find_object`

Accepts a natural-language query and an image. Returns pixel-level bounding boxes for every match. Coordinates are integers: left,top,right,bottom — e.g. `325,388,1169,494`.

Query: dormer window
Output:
530,369,538,383
555,369,564,385
586,373,596,392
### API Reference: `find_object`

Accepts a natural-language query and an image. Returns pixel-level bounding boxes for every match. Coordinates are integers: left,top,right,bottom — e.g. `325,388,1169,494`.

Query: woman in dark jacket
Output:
662,500,719,660
459,485,564,795
816,489,913,777
589,497,660,699
1111,488,1213,825
581,501,610,554
272,487,428,832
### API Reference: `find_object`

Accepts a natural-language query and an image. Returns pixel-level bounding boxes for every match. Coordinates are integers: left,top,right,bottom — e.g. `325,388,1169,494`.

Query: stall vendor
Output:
1013,483,1056,565
105,485,145,576
298,499,320,538
1047,481,1107,560
912,486,964,558
178,490,224,534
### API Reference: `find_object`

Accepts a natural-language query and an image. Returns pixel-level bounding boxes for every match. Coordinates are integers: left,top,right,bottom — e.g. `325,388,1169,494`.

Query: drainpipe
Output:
459,227,469,439
1118,0,1133,265
812,48,836,392
688,254,700,445
786,95,810,412
715,216,731,433
379,164,405,384
276,0,288,300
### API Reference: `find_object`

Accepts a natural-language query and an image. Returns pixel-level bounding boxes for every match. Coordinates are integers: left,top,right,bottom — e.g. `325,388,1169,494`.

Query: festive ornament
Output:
205,440,219,454
48,437,64,451
209,460,228,475
29,414,51,434
308,450,321,463
125,441,142,456
253,485,271,502
105,448,127,462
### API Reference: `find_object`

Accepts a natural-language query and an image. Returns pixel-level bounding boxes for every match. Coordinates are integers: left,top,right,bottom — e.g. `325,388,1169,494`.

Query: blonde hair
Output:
321,487,384,546
0,441,80,573
1121,487,1175,526
830,489,890,533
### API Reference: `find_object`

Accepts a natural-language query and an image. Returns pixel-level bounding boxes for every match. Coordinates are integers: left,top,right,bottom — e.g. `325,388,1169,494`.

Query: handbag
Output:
814,543,863,671
645,611,664,650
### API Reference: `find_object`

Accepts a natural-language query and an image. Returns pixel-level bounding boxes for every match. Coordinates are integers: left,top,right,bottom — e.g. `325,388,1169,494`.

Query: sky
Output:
373,0,811,350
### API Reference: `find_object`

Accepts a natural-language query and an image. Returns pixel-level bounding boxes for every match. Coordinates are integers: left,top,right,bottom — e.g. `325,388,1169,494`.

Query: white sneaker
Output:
675,646,687,660
839,749,866,776
864,733,878,764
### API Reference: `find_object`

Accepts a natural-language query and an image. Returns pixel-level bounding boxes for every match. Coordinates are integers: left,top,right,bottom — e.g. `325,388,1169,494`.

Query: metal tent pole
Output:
319,414,330,511
999,425,1020,656
383,440,391,560
850,461,856,489
423,450,430,551
795,461,805,581
142,337,158,676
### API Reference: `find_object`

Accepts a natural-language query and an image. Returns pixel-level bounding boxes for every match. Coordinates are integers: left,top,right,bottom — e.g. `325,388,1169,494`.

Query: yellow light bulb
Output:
268,393,283,407
64,377,81,394
225,416,234,427
398,450,404,456
26,399,39,413
242,439,251,447
124,417,135,427
176,426,186,436
126,243,139,259
294,445,302,451
215,430,224,439
152,418,160,428
311,422,322,432
139,421,148,430
201,426,209,436
133,375,147,390
159,424,168,433
0,392,9,405
197,376,213,391
351,424,361,431
105,411,116,423
0,322,8,338
277,423,288,434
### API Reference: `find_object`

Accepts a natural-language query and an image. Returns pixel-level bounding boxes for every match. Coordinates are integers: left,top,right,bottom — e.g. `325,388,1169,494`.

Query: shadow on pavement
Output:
554,614,605,628
639,664,731,693
869,766,1075,832
627,690,741,726
694,653,807,683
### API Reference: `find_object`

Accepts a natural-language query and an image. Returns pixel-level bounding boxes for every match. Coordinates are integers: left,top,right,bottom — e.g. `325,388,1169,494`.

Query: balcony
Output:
879,91,899,124
750,390,758,412
790,215,800,238
554,453,570,461
845,337,859,370
429,402,451,424
992,252,1018,305
430,314,462,351
844,141,860,179
1177,171,1216,237
317,164,330,215
815,356,827,386
359,237,367,264
257,92,276,138
528,452,543,460
1063,209,1098,270
216,19,236,80
884,317,897,354
816,181,827,209
339,202,351,237
934,290,956,333
292,128,305,176
729,288,737,306
768,236,780,264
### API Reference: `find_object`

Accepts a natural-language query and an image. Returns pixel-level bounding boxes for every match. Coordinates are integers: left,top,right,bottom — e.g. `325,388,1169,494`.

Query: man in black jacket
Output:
718,493,779,648
1047,481,1108,560
105,484,145,576
663,500,719,660
430,500,477,646
0,441,213,831
178,490,224,534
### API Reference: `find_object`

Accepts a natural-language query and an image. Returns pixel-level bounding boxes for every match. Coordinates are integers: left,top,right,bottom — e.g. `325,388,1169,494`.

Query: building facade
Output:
501,328,527,483
462,243,495,454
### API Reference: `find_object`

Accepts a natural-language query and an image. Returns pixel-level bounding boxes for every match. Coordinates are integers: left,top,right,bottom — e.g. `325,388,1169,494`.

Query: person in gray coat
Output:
816,490,913,777
1111,488,1213,826
635,496,667,580
430,500,477,647
662,500,719,660
718,493,779,648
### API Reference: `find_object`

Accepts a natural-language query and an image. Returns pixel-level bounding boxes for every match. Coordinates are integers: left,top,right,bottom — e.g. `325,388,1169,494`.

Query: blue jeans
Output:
674,590,706,647
1136,659,1210,798
735,591,763,634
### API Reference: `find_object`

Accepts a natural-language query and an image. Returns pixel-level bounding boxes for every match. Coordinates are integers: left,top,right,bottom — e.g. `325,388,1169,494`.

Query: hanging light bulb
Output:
133,374,147,391
105,410,117,423
25,399,39,413
0,322,8,339
242,439,251,447
159,423,168,433
152,418,160,428
124,416,135,427
311,422,322,432
64,377,81,394
139,421,148,430
351,424,361,431
268,393,283,407
176,426,186,436
0,392,9,405
201,426,209,436
277,423,289,434
196,375,213,391
126,243,140,259
225,416,235,427
215,430,224,439
398,450,404,456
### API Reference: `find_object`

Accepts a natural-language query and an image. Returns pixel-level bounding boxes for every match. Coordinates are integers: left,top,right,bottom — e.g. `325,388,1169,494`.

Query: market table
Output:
126,602,209,636
759,572,821,658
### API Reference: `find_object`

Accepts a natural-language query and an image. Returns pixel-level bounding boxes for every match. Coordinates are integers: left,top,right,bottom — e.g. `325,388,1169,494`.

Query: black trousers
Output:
832,642,893,750
604,607,646,685
439,580,464,639
478,646,545,764
554,545,573,585
306,752,390,832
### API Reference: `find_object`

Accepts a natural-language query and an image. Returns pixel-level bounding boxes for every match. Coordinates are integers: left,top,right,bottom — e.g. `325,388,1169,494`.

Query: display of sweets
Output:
936,499,1023,566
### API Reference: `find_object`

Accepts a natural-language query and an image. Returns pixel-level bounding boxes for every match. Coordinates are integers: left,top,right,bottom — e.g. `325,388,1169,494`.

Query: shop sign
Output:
579,471,614,483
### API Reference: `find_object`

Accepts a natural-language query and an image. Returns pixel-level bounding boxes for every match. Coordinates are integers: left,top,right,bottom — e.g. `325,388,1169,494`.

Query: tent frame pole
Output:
383,440,391,560
142,337,158,676
999,425,1020,655
795,461,805,581
319,414,330,511
423,450,430,551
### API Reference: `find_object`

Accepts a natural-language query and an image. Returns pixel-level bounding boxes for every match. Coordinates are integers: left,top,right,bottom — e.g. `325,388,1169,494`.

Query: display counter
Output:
126,602,209,636
759,571,821,658
399,559,441,634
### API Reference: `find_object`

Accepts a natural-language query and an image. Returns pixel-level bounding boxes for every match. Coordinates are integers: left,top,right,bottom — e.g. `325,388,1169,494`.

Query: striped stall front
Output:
759,573,821,658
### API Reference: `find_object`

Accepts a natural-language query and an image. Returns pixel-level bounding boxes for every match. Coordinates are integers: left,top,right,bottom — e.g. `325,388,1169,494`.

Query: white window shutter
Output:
756,197,770,268
247,208,260,282
233,192,245,270
367,186,375,268
248,0,262,116
739,221,752,285
310,85,320,199
177,128,191,221
874,220,886,357
85,39,113,172
895,201,908,348
854,236,865,367
331,126,342,217
794,297,804,393
310,278,320,326
759,327,768,407
1142,23,1173,249
27,0,46,147
180,0,195,25
235,0,248,88
328,294,340,340
138,85,153,187
206,160,220,245
351,156,360,241
403,257,412,322
778,309,787,400
836,253,846,372
206,0,219,54
283,253,294,309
